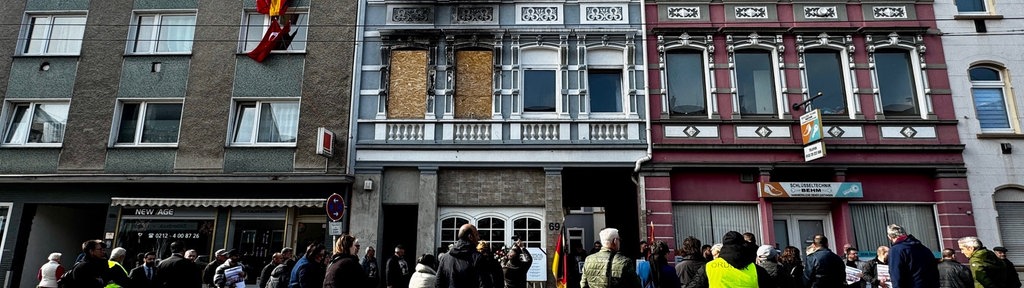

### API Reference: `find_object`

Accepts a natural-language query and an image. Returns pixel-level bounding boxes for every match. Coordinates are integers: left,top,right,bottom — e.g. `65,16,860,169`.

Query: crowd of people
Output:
35,223,1023,288
37,224,533,288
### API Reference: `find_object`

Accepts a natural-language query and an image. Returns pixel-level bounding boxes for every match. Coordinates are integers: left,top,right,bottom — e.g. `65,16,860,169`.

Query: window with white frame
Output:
803,49,849,115
128,13,196,54
521,48,559,113
22,15,86,55
850,204,939,257
231,100,300,145
0,203,10,266
875,49,920,117
114,102,183,145
666,49,707,116
587,49,625,114
969,66,1014,132
3,102,69,145
673,204,760,247
955,0,988,13
242,12,307,52
438,208,544,249
735,50,777,115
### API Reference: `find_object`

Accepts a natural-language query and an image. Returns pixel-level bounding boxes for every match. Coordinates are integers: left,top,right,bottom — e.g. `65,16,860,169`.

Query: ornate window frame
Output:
514,35,568,119
727,33,786,118
969,64,1018,133
658,33,716,118
797,33,859,119
437,207,545,250
867,32,930,119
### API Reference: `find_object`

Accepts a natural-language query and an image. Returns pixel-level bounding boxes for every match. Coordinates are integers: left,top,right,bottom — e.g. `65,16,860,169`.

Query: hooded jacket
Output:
889,235,939,288
436,239,493,288
409,263,437,288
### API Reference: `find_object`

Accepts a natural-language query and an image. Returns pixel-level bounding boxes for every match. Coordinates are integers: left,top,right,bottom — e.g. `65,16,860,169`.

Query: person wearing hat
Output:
213,249,245,288
203,249,227,288
993,247,1022,288
755,245,782,286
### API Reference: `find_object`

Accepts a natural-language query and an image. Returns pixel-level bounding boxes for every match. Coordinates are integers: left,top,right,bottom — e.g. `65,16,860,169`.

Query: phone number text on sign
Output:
146,232,201,239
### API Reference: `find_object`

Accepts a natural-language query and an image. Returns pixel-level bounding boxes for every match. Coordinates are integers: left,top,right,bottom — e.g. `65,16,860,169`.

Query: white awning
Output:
110,197,325,208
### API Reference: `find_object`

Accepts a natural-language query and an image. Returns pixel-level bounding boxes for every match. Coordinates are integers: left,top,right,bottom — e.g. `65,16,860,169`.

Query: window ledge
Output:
953,14,1004,20
0,144,63,148
124,53,193,57
227,144,297,148
110,144,179,148
236,51,307,56
13,54,80,58
976,133,1024,139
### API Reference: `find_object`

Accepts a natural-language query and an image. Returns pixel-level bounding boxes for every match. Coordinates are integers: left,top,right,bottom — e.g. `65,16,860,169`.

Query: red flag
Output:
257,0,289,16
552,226,567,288
247,18,290,63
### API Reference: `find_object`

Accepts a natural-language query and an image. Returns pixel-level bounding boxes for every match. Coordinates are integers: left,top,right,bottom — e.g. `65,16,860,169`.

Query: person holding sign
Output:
861,246,889,288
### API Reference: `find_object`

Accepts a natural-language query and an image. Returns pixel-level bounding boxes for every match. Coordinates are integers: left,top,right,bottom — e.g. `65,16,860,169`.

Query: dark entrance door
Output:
380,204,418,285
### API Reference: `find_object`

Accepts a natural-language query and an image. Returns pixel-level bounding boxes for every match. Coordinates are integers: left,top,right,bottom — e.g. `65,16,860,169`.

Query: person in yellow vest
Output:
104,247,133,288
702,231,773,288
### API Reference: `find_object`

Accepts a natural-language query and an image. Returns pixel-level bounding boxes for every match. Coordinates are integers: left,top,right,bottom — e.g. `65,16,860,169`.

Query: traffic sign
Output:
326,193,344,222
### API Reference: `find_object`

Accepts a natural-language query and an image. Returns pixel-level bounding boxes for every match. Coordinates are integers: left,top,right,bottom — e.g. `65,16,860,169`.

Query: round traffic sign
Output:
326,193,345,222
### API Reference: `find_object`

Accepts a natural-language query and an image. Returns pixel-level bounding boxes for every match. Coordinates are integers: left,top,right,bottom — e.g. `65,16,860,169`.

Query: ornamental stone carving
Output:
586,6,623,22
521,6,559,22
873,6,907,19
735,6,767,19
667,6,700,19
804,6,837,19
453,6,495,24
391,7,432,23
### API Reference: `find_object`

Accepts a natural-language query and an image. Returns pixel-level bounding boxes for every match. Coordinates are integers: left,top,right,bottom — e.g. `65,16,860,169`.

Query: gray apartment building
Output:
347,0,649,283
0,0,356,286
936,0,1024,276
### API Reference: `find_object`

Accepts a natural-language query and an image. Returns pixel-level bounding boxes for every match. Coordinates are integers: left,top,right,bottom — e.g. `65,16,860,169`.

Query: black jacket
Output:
778,261,805,288
202,260,222,287
889,235,939,288
860,258,885,288
155,254,202,288
324,254,367,288
1005,259,1022,288
436,240,493,288
70,257,108,288
501,247,533,288
803,248,845,288
385,255,412,288
258,262,275,288
129,265,158,288
674,255,705,286
758,260,782,288
937,259,973,288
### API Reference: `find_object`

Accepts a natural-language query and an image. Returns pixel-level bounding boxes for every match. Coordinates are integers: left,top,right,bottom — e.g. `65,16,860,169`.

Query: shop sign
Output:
122,207,216,219
804,141,826,162
800,109,824,145
758,182,863,198
231,208,286,220
317,127,335,158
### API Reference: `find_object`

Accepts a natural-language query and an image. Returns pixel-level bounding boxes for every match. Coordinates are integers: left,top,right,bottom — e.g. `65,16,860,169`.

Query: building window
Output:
969,66,1014,132
439,216,470,249
851,204,939,257
672,204,760,249
128,13,196,54
995,188,1024,264
875,49,919,116
478,217,507,251
0,203,10,265
803,49,848,115
231,101,300,145
955,0,987,13
114,102,183,145
512,217,543,248
242,13,307,52
666,50,707,116
735,50,777,116
3,102,69,146
22,15,86,55
388,50,429,119
454,50,494,119
520,48,560,114
588,70,623,113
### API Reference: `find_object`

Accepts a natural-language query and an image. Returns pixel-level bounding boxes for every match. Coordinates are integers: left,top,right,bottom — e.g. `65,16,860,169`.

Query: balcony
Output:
362,118,643,143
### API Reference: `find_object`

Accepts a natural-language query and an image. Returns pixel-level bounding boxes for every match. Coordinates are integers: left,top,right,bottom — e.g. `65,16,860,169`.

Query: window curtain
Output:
972,88,1010,129
158,15,195,52
48,17,85,54
257,102,299,143
673,204,759,247
33,104,69,143
851,204,939,257
4,105,31,143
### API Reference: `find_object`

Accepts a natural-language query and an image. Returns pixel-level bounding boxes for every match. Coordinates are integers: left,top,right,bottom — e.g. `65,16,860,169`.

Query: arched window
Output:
439,216,470,249
970,66,1014,132
512,217,543,248
477,217,506,251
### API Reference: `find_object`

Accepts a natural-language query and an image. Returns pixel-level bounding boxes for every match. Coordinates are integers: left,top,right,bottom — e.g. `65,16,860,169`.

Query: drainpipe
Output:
347,0,367,177
633,0,654,240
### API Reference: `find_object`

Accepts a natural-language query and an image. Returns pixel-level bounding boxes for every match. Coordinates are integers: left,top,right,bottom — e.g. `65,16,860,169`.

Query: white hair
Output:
958,236,982,248
365,246,375,253
886,224,906,238
48,252,62,261
711,244,723,258
599,228,620,247
110,247,127,260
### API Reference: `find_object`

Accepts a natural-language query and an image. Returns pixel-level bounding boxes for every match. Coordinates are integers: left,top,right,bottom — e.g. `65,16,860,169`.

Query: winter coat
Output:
324,253,366,288
289,256,325,288
386,255,412,288
266,262,291,288
436,239,493,288
408,264,437,288
103,260,131,288
580,248,640,288
70,257,109,288
155,254,202,288
213,260,244,288
757,260,782,288
361,256,379,284
1004,259,1021,288
674,255,705,287
202,260,222,287
258,262,276,288
501,247,533,288
684,265,708,288
860,258,885,288
937,259,973,288
778,261,805,288
803,248,845,288
968,248,1007,288
889,235,939,288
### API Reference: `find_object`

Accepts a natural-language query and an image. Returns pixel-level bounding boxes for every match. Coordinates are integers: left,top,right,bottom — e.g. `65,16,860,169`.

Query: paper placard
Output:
845,266,862,285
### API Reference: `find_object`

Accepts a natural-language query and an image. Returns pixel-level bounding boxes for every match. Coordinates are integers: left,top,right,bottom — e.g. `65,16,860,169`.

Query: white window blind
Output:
851,204,939,256
673,204,759,247
996,202,1024,264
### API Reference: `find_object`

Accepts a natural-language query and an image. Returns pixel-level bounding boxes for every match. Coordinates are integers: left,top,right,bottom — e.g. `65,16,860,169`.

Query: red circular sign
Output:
326,193,345,222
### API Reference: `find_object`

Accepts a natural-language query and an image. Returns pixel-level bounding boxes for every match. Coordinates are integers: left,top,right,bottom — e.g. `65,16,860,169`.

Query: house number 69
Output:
548,222,561,231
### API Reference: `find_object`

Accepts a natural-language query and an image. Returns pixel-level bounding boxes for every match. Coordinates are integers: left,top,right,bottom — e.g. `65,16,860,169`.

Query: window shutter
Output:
996,202,1024,264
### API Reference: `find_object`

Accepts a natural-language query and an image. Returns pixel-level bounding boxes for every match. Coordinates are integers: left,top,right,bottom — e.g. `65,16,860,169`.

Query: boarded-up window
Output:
389,50,428,119
455,51,493,119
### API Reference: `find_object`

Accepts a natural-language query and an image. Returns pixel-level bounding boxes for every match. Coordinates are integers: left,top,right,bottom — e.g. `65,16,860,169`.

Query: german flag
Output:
257,0,289,16
551,226,567,288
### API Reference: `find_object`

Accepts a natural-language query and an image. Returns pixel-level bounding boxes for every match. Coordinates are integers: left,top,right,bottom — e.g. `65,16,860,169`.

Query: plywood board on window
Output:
389,50,427,119
455,51,494,119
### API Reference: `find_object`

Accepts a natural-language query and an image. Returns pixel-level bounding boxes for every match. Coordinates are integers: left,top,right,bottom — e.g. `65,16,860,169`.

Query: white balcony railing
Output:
364,119,641,143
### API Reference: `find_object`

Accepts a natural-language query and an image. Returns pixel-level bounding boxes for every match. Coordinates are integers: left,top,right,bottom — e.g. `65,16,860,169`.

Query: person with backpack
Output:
63,239,110,288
